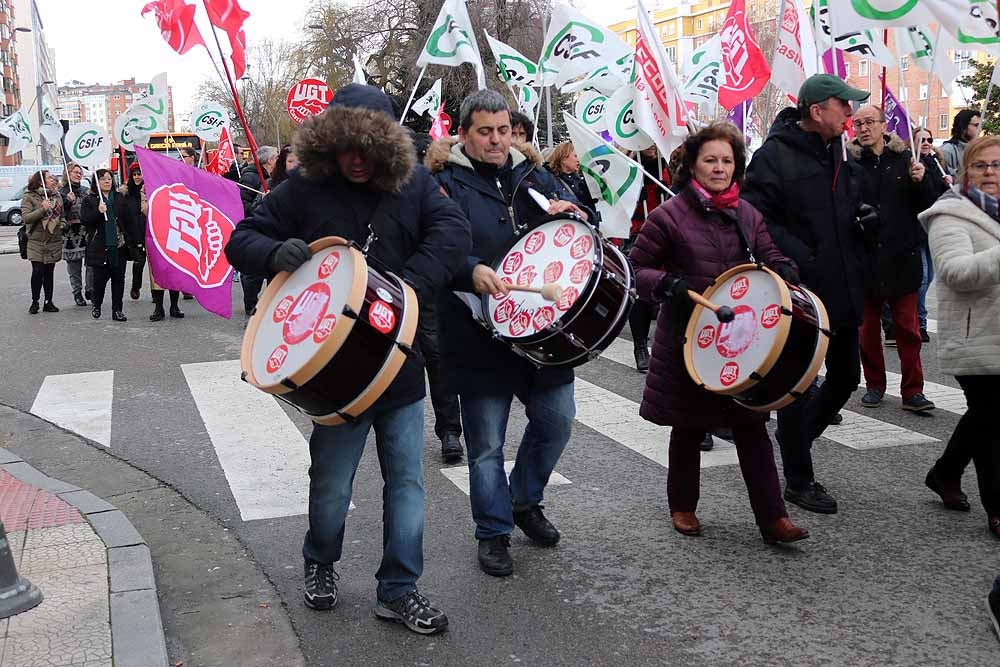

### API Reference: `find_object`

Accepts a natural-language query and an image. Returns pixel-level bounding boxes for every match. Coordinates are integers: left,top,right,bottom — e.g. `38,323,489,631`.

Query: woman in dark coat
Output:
629,122,809,545
80,169,131,321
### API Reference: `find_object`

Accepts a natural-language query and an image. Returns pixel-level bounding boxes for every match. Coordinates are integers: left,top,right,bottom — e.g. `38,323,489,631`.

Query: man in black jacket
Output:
430,89,592,577
849,106,936,413
238,145,278,316
225,84,470,636
742,74,871,515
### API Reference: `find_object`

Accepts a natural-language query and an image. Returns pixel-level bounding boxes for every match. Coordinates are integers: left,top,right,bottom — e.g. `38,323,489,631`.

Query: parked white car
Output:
0,186,26,226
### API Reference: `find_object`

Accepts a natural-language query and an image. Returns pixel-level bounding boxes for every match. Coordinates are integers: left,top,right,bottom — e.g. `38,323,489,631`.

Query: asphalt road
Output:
0,253,995,666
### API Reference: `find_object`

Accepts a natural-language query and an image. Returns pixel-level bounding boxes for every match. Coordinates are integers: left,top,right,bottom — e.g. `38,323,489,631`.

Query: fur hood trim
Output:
425,137,539,173
293,106,415,194
848,132,909,159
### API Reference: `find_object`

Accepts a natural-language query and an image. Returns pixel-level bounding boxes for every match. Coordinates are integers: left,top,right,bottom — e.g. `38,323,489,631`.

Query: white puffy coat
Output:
918,189,1000,376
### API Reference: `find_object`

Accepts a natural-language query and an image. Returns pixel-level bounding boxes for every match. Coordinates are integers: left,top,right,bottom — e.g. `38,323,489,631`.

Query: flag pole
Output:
898,63,919,158
880,30,888,107
200,0,268,193
399,66,427,125
924,27,941,136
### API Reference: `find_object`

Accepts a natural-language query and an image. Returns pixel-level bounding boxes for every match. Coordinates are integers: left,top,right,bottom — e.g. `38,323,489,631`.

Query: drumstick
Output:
687,290,735,323
507,283,563,301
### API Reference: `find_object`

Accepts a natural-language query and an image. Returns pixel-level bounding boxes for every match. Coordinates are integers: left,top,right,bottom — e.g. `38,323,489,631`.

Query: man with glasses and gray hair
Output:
848,105,937,414
429,89,592,577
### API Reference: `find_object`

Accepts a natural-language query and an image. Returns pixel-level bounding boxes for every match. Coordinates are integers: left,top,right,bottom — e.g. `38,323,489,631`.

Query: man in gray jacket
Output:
939,109,981,176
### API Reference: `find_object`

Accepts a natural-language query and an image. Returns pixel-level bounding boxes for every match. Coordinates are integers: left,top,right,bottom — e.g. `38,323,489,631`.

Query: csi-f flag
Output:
539,4,632,89
633,0,688,159
417,0,486,89
895,26,959,95
353,52,367,85
39,95,64,146
564,113,641,240
827,0,1000,53
411,79,443,118
0,103,35,156
682,35,723,111
485,31,538,89
135,147,240,319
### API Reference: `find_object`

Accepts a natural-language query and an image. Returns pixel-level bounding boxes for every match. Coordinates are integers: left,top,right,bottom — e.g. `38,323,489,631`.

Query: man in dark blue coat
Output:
429,89,592,577
225,84,470,636
742,74,871,515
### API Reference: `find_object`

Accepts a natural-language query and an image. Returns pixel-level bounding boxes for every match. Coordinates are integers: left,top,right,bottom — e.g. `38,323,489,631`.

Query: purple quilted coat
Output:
629,187,796,429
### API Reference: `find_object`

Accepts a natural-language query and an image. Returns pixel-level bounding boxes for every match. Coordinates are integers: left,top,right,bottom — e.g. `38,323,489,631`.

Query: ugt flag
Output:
135,147,241,319
770,0,817,102
564,113,642,240
719,0,771,109
416,0,486,89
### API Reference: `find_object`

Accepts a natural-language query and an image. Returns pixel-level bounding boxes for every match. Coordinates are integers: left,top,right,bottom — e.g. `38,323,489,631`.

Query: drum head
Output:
243,238,366,392
486,217,597,340
684,265,792,395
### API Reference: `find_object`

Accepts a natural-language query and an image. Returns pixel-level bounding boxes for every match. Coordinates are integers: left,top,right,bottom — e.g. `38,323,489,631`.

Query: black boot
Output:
634,339,650,373
112,311,127,322
74,292,87,307
441,434,463,463
169,291,184,318
169,306,185,318
477,535,513,577
150,290,165,322
28,301,39,314
42,301,59,313
91,306,101,319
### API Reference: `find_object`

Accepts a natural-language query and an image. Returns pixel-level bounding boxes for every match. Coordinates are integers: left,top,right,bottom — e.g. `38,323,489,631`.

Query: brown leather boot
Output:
760,517,809,545
671,511,702,536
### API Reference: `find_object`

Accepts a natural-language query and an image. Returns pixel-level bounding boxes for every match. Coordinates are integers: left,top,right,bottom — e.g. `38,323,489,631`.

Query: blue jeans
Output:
302,399,424,602
460,382,575,540
917,245,934,330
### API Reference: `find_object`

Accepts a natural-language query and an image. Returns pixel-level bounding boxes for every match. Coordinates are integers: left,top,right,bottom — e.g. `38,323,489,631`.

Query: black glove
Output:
655,274,690,302
773,262,800,285
268,238,312,274
855,204,879,233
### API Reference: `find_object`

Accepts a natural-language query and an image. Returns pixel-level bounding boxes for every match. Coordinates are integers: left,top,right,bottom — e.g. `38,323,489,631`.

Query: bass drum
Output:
683,263,830,412
241,236,418,425
483,215,635,368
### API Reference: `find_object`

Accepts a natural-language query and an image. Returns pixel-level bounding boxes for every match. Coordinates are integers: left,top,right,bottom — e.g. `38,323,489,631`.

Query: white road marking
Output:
31,371,114,447
440,461,571,495
926,318,937,333
182,360,312,522
883,371,966,414
818,409,938,449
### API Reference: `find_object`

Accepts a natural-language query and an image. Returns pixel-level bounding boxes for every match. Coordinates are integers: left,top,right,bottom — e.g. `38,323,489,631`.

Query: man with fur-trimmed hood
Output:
849,105,939,414
427,89,593,578
225,84,470,636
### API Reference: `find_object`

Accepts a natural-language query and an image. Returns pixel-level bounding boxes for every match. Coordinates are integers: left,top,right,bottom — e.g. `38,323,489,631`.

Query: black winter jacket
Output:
80,191,131,268
428,139,593,396
848,134,939,298
239,166,266,217
741,109,868,328
225,103,471,414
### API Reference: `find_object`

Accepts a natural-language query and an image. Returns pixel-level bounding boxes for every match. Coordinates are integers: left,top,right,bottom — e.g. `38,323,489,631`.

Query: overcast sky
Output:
35,0,628,124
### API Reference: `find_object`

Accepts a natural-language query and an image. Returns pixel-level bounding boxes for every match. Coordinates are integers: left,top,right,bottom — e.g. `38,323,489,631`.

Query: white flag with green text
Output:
411,79,443,118
539,4,632,89
564,112,641,240
416,0,486,89
0,103,35,156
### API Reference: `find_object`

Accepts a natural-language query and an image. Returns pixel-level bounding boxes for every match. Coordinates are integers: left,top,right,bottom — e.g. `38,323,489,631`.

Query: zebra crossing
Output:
26,335,957,524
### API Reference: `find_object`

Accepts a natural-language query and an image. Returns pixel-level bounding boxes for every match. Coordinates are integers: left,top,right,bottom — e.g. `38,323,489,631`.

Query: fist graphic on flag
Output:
149,183,236,288
719,0,771,110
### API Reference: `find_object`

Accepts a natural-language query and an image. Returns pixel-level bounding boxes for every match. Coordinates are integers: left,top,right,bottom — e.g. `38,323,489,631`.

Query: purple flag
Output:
822,48,847,78
727,99,752,138
882,83,911,142
135,147,241,319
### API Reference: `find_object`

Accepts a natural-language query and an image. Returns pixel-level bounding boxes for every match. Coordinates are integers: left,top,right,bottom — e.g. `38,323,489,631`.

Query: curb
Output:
0,447,169,667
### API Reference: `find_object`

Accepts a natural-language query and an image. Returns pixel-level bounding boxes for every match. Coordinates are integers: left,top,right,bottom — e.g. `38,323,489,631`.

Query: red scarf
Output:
691,180,740,210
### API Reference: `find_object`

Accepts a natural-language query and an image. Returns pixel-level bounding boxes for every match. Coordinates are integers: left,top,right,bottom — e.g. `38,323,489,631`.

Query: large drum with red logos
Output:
683,264,830,412
483,215,635,367
240,236,418,426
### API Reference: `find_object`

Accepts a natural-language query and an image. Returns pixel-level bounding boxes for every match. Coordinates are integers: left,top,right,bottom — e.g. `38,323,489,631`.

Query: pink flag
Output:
429,103,452,140
208,126,235,176
719,0,771,110
135,147,241,319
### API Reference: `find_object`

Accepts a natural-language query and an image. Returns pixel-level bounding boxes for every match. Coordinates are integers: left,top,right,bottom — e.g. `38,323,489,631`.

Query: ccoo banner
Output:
64,123,111,169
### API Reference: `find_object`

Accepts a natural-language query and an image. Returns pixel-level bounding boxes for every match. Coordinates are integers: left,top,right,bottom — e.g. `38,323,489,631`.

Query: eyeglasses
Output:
851,119,883,129
969,160,1000,173
920,137,934,144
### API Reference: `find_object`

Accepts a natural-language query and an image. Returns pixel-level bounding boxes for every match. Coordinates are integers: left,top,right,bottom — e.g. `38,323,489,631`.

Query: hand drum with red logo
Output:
240,237,418,426
484,215,635,367
683,264,830,412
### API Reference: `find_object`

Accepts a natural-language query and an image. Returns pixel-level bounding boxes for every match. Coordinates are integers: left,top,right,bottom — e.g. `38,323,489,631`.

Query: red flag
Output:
204,0,250,34
141,0,205,55
229,29,247,80
429,103,452,141
208,126,235,176
718,0,771,110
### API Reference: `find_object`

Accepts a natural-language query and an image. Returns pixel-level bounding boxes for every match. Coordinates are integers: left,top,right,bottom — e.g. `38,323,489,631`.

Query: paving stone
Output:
87,510,143,548
0,448,23,464
56,490,115,516
1,629,112,666
7,564,109,638
1,463,79,494
5,530,24,567
110,589,168,667
21,524,97,549
109,545,155,593
21,537,106,576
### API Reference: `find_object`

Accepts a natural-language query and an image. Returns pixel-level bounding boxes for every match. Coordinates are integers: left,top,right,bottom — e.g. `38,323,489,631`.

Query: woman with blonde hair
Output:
545,142,596,213
919,134,1000,539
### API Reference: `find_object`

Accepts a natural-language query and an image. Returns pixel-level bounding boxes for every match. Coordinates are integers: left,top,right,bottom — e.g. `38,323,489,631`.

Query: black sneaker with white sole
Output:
374,590,448,635
303,560,339,610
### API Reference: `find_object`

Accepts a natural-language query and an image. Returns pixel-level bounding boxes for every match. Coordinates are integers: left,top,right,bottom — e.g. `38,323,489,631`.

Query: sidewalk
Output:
0,451,167,667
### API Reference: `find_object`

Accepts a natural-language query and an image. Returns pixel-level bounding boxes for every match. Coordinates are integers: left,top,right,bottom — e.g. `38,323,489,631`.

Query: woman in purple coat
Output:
629,122,809,545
